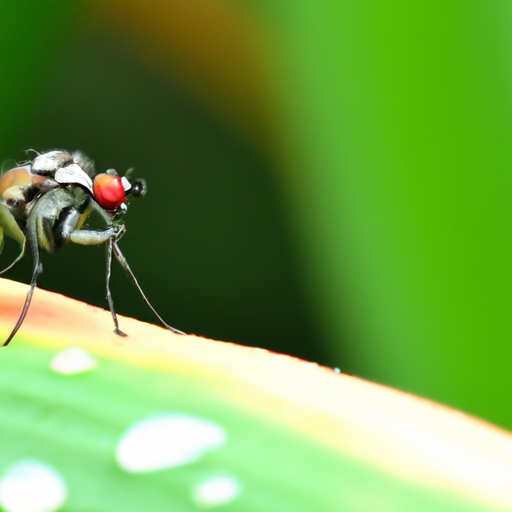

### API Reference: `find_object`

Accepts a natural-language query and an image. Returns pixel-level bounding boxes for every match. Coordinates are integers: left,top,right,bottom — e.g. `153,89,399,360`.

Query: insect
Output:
0,149,184,346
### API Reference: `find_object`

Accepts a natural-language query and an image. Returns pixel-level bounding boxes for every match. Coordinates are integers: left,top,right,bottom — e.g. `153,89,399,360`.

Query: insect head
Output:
0,149,183,346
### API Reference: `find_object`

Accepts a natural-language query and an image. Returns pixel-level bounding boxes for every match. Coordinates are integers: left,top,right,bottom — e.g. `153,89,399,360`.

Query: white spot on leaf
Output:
0,460,67,512
192,476,240,508
116,413,227,473
50,347,97,375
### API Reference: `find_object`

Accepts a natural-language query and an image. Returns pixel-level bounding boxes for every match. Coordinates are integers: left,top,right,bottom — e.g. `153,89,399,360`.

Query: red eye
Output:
93,174,126,209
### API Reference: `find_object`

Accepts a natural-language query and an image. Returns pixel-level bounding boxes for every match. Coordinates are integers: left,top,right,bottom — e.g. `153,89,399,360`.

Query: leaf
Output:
0,277,511,511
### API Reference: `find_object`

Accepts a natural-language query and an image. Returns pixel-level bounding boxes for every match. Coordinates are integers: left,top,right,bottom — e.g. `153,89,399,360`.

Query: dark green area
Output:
0,341,500,512
0,7,322,364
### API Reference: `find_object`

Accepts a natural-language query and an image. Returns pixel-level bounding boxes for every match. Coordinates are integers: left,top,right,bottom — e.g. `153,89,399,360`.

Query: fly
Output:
0,149,184,346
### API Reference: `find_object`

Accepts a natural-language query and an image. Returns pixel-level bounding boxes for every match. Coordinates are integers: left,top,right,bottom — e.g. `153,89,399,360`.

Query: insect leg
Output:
105,237,127,337
3,225,41,346
0,202,27,274
69,226,128,337
0,239,26,275
112,241,185,335
69,227,119,245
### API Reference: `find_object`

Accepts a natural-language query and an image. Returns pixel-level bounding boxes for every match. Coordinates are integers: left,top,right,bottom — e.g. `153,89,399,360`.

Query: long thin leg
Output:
106,238,127,337
112,241,185,335
0,240,26,275
3,233,41,346
70,224,128,337
0,202,27,274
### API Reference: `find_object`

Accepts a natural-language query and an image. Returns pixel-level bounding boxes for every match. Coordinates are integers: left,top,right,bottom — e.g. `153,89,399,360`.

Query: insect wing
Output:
54,164,94,195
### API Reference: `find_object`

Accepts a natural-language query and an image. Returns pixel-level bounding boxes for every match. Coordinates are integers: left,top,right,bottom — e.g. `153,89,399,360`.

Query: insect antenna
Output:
112,241,184,335
3,233,41,346
105,238,127,337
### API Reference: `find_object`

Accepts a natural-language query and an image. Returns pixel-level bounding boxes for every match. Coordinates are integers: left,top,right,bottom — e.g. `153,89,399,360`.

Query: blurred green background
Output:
1,1,512,430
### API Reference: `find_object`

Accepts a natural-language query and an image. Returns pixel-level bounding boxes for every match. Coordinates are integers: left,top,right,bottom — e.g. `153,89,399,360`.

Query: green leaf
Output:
0,278,511,511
